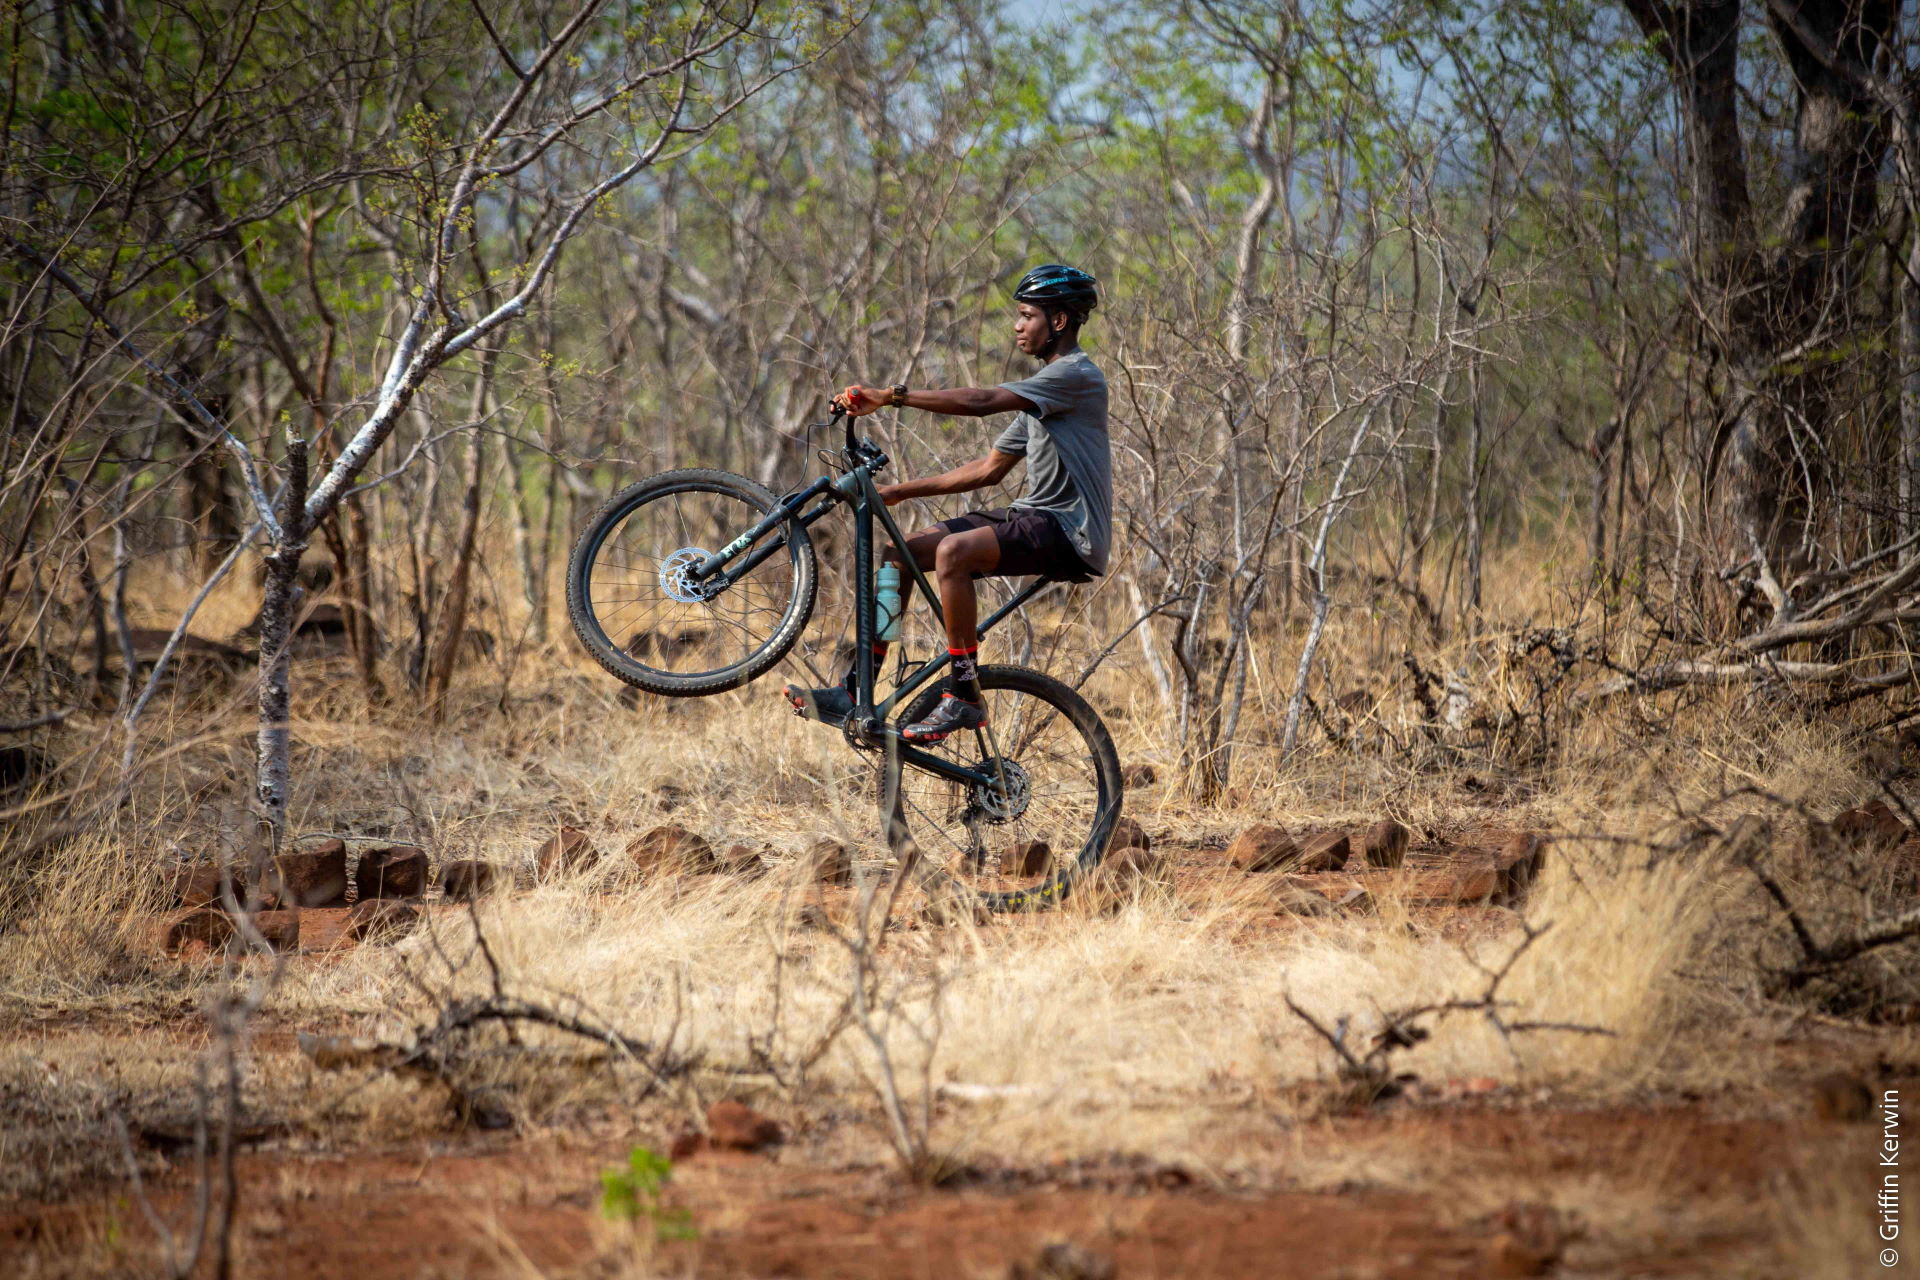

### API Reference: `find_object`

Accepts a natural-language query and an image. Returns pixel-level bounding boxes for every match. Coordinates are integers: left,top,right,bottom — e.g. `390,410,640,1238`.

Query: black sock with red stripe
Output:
947,644,981,703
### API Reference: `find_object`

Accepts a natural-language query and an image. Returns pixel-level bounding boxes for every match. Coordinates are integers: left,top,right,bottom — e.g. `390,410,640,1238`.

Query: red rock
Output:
273,839,348,907
164,863,245,908
1271,882,1335,916
345,899,419,944
668,1129,708,1160
1107,816,1149,854
162,907,299,954
439,860,504,901
1410,865,1501,904
706,1099,783,1151
1073,844,1169,913
246,909,302,952
717,844,767,878
804,837,851,886
1299,831,1351,872
535,825,599,877
1274,880,1373,916
1229,823,1301,873
357,845,427,899
1007,839,1053,877
627,823,717,875
1833,801,1908,851
1493,833,1547,906
164,908,234,954
1293,866,1502,907
295,906,355,952
1362,819,1410,868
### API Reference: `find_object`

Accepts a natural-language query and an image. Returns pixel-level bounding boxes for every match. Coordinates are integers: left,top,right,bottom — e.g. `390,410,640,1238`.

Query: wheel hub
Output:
659,547,716,603
968,757,1030,824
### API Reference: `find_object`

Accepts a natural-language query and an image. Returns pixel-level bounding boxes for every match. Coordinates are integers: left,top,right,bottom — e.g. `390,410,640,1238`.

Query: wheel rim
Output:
582,484,801,682
886,678,1109,900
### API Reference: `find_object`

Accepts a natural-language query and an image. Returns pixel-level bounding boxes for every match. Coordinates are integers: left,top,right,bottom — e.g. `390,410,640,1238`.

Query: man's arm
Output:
875,450,1020,506
838,383,1036,417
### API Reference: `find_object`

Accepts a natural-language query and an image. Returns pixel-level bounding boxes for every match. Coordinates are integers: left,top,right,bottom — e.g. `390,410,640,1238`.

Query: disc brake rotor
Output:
968,757,1031,824
659,547,715,603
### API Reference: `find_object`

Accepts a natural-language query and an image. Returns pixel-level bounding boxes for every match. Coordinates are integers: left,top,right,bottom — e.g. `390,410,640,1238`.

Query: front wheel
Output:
566,469,817,697
881,665,1122,912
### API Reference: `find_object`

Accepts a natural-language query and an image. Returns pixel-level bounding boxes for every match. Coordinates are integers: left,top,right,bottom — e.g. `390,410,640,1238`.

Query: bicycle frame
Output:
689,417,1049,790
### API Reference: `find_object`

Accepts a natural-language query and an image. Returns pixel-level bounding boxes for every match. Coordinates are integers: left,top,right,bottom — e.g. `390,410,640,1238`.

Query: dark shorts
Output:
936,507,1094,581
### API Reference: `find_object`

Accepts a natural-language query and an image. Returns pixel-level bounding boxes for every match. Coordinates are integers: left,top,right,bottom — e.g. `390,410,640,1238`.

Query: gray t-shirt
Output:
992,348,1111,575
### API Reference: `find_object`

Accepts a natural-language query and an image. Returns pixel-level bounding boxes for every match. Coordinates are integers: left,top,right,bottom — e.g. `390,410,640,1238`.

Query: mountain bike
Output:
565,406,1122,911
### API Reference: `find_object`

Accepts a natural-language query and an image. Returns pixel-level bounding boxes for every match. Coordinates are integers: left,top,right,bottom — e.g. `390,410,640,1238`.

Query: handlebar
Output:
830,399,857,454
826,398,886,470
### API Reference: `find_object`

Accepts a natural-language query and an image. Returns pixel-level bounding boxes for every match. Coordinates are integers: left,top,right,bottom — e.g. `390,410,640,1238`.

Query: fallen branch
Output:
1579,657,1914,702
299,988,765,1123
1283,920,1612,1105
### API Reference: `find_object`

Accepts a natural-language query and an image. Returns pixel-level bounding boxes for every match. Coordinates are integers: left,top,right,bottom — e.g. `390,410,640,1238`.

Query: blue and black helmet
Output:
1014,263,1098,318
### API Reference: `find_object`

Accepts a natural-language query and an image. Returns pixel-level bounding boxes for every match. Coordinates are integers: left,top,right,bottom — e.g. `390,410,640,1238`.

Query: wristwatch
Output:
889,383,909,407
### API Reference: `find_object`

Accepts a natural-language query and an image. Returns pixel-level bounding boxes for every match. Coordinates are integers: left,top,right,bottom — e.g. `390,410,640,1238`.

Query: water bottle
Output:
876,564,903,642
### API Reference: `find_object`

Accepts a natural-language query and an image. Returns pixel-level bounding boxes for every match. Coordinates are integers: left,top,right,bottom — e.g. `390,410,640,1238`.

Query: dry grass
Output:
1772,1143,1891,1280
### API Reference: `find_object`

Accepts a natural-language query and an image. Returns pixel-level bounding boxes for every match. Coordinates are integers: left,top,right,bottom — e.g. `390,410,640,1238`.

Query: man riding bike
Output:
784,263,1110,743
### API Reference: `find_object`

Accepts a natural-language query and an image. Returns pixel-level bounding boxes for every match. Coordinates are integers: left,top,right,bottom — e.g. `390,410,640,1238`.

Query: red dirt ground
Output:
1,1089,1869,1279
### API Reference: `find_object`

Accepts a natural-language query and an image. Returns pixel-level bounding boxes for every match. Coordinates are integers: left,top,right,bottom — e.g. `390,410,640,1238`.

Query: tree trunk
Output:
1902,225,1920,537
1463,350,1485,628
426,428,487,720
1626,0,1895,586
254,428,309,869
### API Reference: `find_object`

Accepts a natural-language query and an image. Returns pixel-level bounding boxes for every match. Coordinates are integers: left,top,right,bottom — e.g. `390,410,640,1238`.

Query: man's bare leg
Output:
899,526,998,741
928,525,997,656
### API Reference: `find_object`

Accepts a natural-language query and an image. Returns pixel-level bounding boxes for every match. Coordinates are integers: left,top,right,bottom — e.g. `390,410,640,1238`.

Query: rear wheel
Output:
880,664,1122,912
566,469,817,696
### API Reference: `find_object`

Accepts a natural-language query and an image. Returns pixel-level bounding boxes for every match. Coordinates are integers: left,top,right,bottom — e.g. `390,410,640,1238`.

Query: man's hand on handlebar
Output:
834,384,889,417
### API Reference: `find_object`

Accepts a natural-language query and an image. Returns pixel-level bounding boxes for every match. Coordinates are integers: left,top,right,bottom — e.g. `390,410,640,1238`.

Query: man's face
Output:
1013,302,1065,356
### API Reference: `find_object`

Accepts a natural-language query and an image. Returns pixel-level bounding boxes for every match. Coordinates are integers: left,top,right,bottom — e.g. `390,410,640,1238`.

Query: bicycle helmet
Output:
1013,263,1099,318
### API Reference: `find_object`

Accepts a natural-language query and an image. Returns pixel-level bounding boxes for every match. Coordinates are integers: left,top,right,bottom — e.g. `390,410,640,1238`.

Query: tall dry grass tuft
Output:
0,828,174,1004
